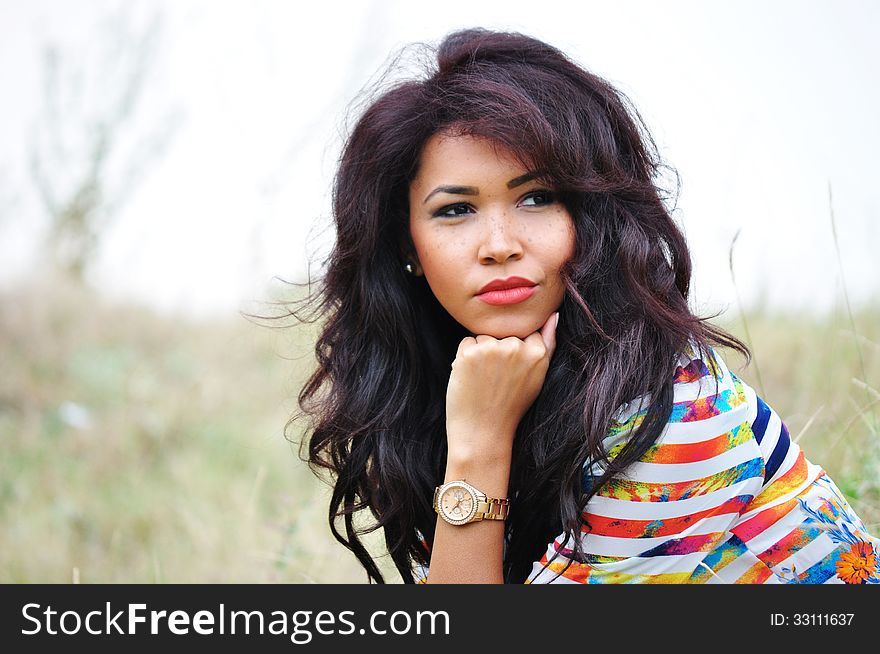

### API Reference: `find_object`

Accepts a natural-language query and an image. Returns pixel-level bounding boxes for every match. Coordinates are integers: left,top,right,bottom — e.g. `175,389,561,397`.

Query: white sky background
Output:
0,0,877,320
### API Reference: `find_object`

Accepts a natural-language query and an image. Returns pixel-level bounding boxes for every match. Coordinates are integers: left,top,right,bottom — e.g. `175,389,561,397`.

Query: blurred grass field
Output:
2,273,878,583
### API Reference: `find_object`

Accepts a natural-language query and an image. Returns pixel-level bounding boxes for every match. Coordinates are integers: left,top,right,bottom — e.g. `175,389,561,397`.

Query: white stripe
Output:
758,408,784,463
574,514,739,557
737,499,804,550
739,381,790,469
740,378,760,425
612,395,650,423
611,364,748,443
598,551,709,576
620,441,761,484
586,476,762,520
615,373,738,424
671,374,731,403
606,383,751,447
772,532,839,582
705,550,764,584
653,403,751,444
741,493,820,553
593,551,710,578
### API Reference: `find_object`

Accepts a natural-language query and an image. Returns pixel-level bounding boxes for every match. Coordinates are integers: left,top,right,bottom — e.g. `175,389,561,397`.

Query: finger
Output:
456,336,477,355
539,311,559,358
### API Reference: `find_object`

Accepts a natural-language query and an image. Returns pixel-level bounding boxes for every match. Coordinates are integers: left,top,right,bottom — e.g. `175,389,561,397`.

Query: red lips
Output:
477,276,536,294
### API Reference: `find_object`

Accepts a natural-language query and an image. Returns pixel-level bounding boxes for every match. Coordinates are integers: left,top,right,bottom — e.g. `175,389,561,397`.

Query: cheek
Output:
539,221,575,304
413,234,440,271
426,259,465,299
546,218,577,269
414,238,462,296
412,226,467,275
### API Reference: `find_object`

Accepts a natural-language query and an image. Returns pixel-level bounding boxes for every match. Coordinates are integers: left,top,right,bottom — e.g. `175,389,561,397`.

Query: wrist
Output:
444,450,512,500
446,424,514,461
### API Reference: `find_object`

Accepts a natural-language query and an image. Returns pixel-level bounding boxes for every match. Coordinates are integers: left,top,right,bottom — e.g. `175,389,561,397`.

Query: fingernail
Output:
555,312,560,328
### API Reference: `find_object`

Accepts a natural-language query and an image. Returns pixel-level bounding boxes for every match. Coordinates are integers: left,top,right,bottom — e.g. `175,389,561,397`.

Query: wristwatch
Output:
433,480,510,525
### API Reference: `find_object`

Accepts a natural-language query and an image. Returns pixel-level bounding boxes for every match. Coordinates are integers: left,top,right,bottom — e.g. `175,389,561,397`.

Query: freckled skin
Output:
408,133,576,339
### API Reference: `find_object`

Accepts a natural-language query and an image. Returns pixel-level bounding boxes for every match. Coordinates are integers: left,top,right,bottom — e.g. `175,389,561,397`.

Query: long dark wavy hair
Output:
286,28,750,583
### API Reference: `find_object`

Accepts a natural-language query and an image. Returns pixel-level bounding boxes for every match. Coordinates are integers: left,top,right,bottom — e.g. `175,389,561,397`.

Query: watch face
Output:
438,483,477,525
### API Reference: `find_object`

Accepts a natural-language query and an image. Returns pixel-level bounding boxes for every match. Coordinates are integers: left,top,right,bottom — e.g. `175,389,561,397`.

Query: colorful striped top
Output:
417,342,879,584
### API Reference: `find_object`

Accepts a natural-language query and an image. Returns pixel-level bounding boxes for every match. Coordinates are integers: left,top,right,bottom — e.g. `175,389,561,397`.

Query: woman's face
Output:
408,133,575,339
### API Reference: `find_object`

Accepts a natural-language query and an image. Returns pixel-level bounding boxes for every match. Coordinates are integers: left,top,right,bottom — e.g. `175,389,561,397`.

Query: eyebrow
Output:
422,170,546,204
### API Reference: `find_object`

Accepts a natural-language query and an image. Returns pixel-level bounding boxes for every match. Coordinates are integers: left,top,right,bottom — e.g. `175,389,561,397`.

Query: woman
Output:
293,28,879,584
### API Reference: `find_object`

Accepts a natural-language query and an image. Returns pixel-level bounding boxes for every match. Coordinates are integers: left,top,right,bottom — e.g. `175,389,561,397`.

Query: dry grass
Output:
1,272,877,582
716,305,880,522
0,272,389,583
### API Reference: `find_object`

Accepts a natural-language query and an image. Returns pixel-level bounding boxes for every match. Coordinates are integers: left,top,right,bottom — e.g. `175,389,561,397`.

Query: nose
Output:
477,209,524,265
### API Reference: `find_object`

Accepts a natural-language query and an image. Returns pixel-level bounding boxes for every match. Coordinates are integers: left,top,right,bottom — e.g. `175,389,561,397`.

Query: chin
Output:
464,315,543,340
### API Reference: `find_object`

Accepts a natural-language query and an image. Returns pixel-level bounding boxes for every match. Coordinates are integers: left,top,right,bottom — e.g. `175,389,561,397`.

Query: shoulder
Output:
591,341,765,500
598,339,763,479
612,338,746,424
526,342,763,582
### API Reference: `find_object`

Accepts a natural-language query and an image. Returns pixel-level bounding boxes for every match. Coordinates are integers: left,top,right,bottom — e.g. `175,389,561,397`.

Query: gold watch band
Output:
475,498,510,520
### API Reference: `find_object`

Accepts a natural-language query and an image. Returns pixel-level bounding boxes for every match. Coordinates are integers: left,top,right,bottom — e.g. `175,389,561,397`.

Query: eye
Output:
433,202,473,218
520,190,557,207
